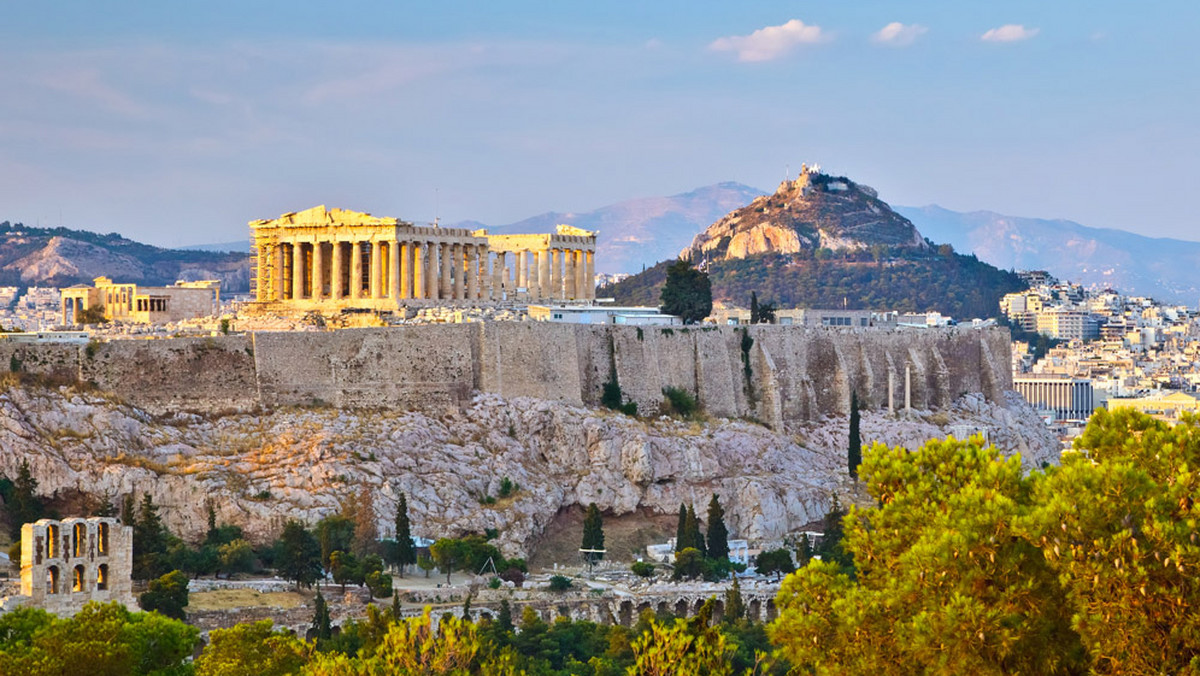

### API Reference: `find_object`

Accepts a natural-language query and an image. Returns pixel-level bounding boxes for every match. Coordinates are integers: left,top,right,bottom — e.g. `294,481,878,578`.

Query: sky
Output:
1,1,1197,247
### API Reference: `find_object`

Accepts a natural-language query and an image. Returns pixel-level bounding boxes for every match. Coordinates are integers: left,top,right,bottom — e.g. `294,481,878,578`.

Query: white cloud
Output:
871,22,928,47
980,24,1040,43
709,19,828,62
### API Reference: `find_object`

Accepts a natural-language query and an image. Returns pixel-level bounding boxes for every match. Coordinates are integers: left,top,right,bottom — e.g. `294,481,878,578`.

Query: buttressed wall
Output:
0,325,1011,425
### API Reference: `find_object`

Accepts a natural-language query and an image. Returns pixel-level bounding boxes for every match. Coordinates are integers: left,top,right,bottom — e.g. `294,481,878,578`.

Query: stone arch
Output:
47,524,60,559
73,565,86,592
73,523,86,558
636,602,651,617
748,599,762,621
765,599,778,622
97,563,109,590
674,599,689,617
618,601,633,627
46,566,59,594
692,599,706,616
99,523,110,556
656,601,669,616
712,599,725,623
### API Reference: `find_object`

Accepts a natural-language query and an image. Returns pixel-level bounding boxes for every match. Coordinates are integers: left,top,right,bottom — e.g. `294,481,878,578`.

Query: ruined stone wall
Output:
0,325,1011,424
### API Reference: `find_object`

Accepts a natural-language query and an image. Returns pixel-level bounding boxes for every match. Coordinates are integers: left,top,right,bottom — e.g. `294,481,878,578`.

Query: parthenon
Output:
249,206,597,311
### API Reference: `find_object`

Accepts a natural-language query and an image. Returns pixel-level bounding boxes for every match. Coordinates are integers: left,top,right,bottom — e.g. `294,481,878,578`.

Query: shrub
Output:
662,386,699,418
498,568,525,587
498,477,518,498
631,561,656,578
547,574,573,591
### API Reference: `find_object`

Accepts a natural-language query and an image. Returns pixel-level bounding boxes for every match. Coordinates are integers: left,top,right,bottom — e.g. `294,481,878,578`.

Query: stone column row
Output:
487,247,595,301
270,239,495,303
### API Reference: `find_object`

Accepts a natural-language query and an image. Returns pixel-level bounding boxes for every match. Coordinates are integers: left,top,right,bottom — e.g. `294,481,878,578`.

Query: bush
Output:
661,386,699,418
488,577,502,589
498,477,518,498
499,567,525,587
140,570,190,620
547,574,573,591
630,561,656,578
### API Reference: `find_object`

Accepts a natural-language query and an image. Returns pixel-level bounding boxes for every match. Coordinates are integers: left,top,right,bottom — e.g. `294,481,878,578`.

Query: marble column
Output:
585,250,595,300
565,249,577,299
350,241,362,300
273,242,285,301
292,242,305,301
492,252,505,300
548,248,559,300
312,241,325,300
369,241,381,299
330,241,343,300
479,246,491,300
400,242,412,299
435,243,447,300
388,241,401,301
466,245,479,300
425,242,437,299
538,249,549,300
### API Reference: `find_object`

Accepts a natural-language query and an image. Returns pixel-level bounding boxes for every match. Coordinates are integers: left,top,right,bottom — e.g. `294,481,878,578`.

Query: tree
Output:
581,502,605,569
139,570,190,620
393,493,416,576
133,494,169,581
672,547,705,580
753,549,794,580
630,617,733,676
416,554,435,578
723,577,745,622
848,390,862,480
705,495,729,562
275,520,322,590
218,539,256,577
660,258,712,324
685,504,705,558
8,460,43,539
330,550,360,593
315,514,354,574
750,291,760,325
674,504,689,552
769,436,1086,674
195,619,309,676
814,494,852,571
430,537,465,584
310,590,332,643
351,486,378,557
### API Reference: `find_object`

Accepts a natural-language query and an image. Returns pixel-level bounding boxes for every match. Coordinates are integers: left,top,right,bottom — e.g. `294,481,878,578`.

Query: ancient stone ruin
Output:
0,517,136,616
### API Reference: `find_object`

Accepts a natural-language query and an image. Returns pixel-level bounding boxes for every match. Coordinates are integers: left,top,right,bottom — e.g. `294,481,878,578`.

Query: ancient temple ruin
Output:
249,206,597,311
0,517,136,616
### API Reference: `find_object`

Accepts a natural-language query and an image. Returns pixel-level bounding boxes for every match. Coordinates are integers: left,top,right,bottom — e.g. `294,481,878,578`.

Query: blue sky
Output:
1,2,1196,247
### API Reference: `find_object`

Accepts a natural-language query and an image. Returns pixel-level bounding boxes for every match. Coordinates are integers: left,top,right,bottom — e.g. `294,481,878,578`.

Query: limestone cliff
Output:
0,383,1056,558
683,168,928,262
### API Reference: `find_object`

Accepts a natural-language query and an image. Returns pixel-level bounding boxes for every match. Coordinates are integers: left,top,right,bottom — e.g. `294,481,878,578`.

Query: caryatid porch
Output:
250,206,597,310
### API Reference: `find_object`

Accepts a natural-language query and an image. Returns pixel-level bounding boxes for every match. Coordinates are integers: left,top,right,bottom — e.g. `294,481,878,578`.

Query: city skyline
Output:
1,1,1196,248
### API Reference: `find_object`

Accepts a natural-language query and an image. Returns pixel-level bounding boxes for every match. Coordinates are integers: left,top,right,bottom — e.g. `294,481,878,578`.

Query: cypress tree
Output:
9,460,42,538
686,504,706,558
394,493,416,576
724,576,745,622
133,494,168,581
498,599,514,632
705,495,729,561
675,503,689,552
849,390,862,479
750,291,760,325
311,589,332,641
581,503,605,561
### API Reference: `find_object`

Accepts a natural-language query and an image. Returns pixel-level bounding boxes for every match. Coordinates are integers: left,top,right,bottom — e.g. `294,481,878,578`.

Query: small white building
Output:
528,305,681,325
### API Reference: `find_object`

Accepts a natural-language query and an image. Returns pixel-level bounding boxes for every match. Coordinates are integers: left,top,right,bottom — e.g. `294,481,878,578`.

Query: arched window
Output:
73,565,86,592
46,566,59,594
97,563,109,590
98,523,109,556
73,523,86,558
47,525,59,559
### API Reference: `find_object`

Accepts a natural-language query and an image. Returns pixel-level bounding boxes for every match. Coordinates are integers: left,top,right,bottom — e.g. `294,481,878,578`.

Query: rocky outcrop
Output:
5,236,145,283
684,167,928,262
0,383,1057,558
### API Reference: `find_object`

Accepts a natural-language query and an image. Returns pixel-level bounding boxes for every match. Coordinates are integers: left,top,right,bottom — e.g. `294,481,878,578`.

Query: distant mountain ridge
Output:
0,221,250,292
896,205,1200,305
453,182,765,274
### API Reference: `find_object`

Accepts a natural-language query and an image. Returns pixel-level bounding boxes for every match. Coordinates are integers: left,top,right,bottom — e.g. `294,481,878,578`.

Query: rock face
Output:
0,384,1057,558
684,167,929,262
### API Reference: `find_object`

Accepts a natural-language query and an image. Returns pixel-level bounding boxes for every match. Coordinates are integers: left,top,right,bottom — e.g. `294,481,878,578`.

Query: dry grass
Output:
188,589,307,611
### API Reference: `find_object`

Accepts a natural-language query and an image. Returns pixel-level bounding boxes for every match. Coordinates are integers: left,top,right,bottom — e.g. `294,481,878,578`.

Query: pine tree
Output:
276,520,323,590
581,503,605,569
849,390,862,480
685,504,706,558
393,493,416,576
391,590,402,621
675,503,689,552
705,495,729,561
311,590,332,641
120,494,135,527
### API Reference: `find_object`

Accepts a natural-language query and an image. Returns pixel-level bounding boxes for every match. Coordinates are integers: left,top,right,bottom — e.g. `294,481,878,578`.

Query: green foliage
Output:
274,520,322,590
661,385,699,418
630,617,733,676
581,502,606,566
7,460,43,539
672,547,706,580
311,590,332,643
848,390,862,479
630,561,656,578
196,619,309,676
218,539,256,577
138,570,190,621
392,493,416,575
723,577,745,622
497,476,518,499
705,494,729,563
330,549,362,592
659,258,712,324
813,494,852,572
315,513,354,573
601,379,638,416
754,549,795,580
0,602,199,676
547,574,573,591
132,494,169,581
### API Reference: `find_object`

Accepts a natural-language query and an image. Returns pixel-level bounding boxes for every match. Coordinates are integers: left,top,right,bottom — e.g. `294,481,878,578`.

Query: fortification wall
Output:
0,324,1012,424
